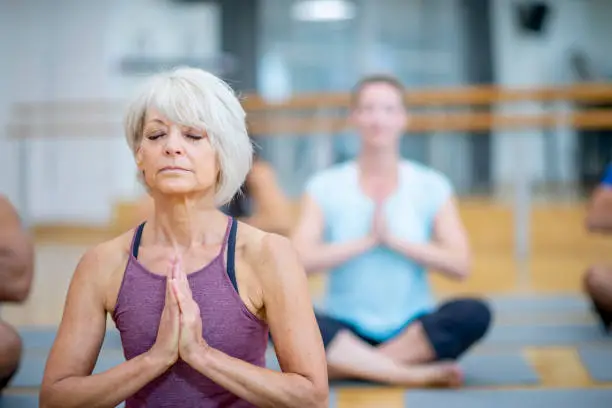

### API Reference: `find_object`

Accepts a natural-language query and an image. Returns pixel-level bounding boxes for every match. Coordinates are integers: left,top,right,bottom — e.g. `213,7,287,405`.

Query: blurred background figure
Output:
222,151,295,236
0,196,33,392
584,164,612,331
291,75,490,387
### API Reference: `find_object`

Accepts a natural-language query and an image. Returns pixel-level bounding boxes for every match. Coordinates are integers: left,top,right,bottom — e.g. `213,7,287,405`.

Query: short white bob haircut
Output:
124,67,253,206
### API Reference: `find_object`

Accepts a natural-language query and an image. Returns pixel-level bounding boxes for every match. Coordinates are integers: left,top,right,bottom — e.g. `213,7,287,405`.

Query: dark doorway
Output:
220,0,259,92
459,0,494,192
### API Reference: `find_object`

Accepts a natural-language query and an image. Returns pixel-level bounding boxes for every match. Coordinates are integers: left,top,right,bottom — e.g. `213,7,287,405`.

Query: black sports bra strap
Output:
226,218,238,293
132,222,146,259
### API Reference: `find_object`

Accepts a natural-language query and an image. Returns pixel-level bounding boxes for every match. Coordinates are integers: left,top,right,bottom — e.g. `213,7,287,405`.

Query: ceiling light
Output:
291,0,356,22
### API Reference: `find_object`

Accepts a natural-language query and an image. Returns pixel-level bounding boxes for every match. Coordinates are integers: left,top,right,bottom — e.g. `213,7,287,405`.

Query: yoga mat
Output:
479,323,608,349
459,353,539,386
489,295,596,325
578,347,612,382
0,394,38,408
10,352,125,388
0,394,125,408
266,348,538,387
404,388,612,407
18,327,122,351
488,295,591,313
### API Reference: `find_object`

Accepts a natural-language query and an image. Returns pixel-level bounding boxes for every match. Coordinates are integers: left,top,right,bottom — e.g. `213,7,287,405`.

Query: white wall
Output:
490,0,611,190
0,1,26,207
0,0,220,225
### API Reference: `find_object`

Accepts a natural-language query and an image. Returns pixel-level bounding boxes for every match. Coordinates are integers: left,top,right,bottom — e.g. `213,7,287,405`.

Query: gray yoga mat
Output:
10,352,125,388
0,394,38,408
0,394,125,408
459,353,539,386
18,327,122,351
578,347,612,382
479,323,609,349
488,295,591,313
489,295,596,324
404,388,612,407
265,348,539,387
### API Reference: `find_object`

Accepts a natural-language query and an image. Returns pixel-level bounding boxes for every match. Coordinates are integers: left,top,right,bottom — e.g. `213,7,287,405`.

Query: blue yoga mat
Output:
488,295,591,313
10,352,125,388
459,353,539,386
404,388,612,407
578,346,612,382
0,394,125,408
489,295,596,324
18,327,122,351
479,323,609,349
0,394,38,408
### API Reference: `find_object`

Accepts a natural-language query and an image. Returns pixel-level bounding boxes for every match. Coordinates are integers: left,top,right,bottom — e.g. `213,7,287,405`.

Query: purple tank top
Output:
112,217,269,407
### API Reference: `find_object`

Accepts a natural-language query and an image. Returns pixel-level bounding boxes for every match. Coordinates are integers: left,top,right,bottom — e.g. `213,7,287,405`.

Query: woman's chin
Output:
154,181,200,196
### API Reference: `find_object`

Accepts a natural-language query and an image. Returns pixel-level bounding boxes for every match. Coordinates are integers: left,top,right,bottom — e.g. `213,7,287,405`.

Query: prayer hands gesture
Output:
370,185,392,247
371,200,390,246
149,256,208,369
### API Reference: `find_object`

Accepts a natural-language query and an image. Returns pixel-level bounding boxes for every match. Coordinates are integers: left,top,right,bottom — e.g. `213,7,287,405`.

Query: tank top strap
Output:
225,217,239,293
217,216,232,253
131,222,146,259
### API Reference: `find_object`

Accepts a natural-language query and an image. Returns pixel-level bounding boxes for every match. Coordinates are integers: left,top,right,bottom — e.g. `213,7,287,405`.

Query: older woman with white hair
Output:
40,67,328,408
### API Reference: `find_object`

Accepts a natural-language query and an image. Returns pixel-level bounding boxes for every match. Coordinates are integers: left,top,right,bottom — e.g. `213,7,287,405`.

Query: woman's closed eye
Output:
146,133,203,141
146,133,165,141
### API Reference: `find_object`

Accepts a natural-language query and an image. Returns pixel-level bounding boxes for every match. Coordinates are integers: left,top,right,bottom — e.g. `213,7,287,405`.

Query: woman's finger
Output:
172,279,185,312
171,255,179,280
165,276,173,305
177,257,192,295
168,278,180,311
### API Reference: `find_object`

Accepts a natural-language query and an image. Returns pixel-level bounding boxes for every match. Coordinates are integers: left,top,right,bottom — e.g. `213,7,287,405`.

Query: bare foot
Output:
409,362,463,388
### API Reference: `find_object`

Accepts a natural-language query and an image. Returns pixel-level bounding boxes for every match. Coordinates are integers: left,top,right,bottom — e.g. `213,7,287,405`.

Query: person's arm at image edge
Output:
0,197,34,302
40,246,171,408
586,167,612,233
183,234,329,408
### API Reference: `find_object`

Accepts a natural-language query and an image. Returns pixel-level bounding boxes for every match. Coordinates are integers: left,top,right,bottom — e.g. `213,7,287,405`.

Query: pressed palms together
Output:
371,182,393,246
149,257,208,368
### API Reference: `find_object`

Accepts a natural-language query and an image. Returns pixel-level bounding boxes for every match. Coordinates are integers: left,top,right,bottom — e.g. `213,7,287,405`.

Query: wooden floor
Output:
3,200,612,407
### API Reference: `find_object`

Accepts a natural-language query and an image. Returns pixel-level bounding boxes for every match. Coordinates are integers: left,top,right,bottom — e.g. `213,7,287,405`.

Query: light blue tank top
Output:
306,160,452,342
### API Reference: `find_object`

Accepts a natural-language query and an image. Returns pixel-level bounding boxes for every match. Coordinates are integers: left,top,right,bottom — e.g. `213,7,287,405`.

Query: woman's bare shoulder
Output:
237,222,301,280
75,230,133,284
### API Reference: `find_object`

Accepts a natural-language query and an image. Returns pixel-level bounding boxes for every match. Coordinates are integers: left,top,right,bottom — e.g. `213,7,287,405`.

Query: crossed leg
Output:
320,298,492,387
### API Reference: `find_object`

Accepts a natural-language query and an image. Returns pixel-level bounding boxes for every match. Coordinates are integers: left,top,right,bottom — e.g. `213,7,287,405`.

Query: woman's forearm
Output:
297,237,375,274
386,237,470,280
188,347,327,408
40,352,170,408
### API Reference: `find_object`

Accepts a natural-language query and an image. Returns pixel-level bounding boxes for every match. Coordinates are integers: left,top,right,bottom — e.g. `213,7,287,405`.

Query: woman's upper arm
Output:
42,245,113,385
290,195,324,253
433,197,470,255
255,234,327,387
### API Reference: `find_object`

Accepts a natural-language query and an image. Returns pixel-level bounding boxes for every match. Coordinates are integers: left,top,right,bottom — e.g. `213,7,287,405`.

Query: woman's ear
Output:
135,147,144,170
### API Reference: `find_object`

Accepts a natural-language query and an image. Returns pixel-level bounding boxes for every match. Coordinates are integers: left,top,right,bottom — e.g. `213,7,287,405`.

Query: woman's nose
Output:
164,145,183,155
163,134,184,155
